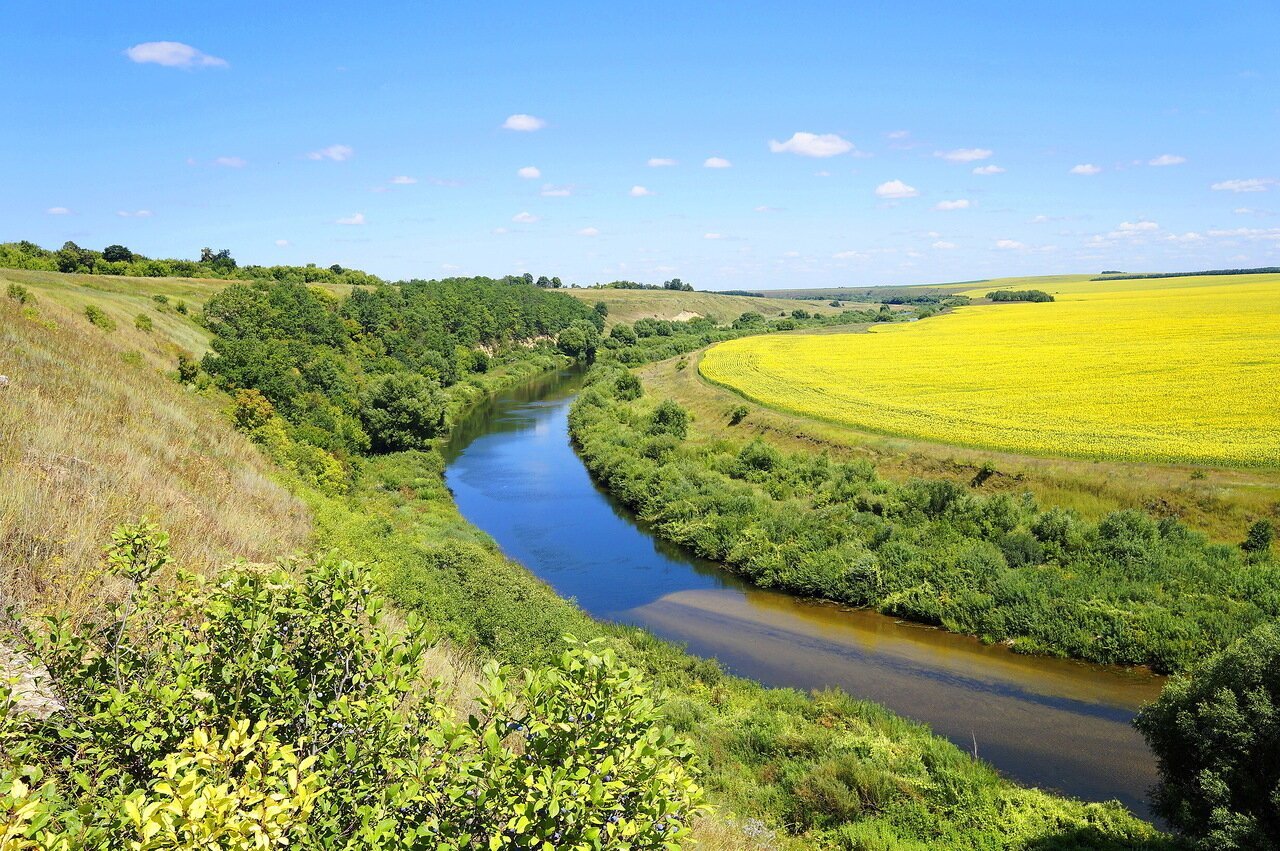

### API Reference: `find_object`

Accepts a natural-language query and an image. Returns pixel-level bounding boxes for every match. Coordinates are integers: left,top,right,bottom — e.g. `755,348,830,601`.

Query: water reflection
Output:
442,367,1164,817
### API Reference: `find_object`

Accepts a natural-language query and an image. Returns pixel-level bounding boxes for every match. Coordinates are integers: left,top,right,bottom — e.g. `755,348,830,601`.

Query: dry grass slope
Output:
0,289,310,621
566,288,846,327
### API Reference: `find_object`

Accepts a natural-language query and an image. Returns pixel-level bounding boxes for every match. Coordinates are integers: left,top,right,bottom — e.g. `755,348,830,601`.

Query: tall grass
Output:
0,295,310,620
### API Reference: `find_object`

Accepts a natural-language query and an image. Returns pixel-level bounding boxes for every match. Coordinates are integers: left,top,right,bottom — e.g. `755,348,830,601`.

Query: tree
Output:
358,372,447,452
200,247,237,273
1243,519,1274,555
56,240,99,273
556,320,599,359
609,322,638,345
536,275,551,288
551,276,563,288
648,399,689,439
102,244,134,263
663,278,692,291
1135,622,1280,849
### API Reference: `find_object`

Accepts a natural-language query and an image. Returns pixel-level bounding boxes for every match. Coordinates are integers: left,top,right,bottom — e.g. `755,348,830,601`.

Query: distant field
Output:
701,273,1280,468
759,273,1096,302
566,287,845,326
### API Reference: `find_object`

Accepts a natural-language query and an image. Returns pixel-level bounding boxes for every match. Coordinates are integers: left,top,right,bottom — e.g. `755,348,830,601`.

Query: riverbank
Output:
442,366,1166,817
569,359,1278,673
306,364,1172,848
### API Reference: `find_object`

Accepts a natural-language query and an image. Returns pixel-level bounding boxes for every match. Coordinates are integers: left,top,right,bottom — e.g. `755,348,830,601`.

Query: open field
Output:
702,273,1280,469
566,287,848,326
636,336,1280,544
756,274,1097,302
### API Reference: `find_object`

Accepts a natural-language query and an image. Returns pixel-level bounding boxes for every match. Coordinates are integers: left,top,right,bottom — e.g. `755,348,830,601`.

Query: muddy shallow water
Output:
443,367,1164,817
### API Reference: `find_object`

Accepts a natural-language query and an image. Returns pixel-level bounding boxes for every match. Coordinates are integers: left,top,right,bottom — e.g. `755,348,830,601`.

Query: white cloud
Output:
213,156,246,168
307,144,354,162
704,157,732,168
517,166,541,179
503,114,546,131
754,205,779,212
541,184,572,197
335,213,366,225
1211,178,1274,193
577,227,600,237
389,175,417,185
1030,214,1050,223
704,233,723,240
768,132,856,158
814,170,831,177
274,239,290,247
937,148,993,163
886,130,910,140
125,41,227,68
833,250,868,260
647,157,677,167
1234,207,1256,214
492,227,508,235
1148,154,1187,167
932,240,958,250
1117,220,1159,232
1070,163,1102,175
1163,231,1204,243
629,185,654,197
46,207,71,215
116,209,153,218
874,179,918,199
995,239,1025,249
512,211,539,223
973,164,1005,175
934,199,971,211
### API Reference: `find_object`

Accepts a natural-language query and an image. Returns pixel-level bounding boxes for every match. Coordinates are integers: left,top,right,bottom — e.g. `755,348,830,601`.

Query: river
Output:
442,366,1164,818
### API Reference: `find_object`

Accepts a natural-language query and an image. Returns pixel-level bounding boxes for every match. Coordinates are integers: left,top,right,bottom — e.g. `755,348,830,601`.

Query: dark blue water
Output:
443,366,1164,818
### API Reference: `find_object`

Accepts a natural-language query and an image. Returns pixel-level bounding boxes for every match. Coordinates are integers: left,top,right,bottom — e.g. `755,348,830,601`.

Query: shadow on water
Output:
442,367,1166,819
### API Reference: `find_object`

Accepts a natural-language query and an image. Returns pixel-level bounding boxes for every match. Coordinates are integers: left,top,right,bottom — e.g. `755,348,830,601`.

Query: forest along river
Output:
442,366,1165,818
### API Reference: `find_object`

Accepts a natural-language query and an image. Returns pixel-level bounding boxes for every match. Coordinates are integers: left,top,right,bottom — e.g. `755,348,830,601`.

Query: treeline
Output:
197,276,596,488
986,289,1055,302
569,365,1278,673
591,277,694,291
602,305,893,366
1094,267,1280,281
1,239,384,287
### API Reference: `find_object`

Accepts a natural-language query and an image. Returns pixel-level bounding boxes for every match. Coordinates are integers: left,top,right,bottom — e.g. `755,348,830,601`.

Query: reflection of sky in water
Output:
443,369,1163,818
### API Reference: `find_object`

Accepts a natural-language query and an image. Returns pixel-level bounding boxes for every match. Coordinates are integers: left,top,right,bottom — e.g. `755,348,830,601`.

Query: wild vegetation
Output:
701,274,1280,467
1,268,1177,848
0,239,383,287
570,362,1278,672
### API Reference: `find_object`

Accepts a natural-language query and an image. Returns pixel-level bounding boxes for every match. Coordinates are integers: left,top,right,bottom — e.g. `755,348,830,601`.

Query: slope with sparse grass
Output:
567,287,849,326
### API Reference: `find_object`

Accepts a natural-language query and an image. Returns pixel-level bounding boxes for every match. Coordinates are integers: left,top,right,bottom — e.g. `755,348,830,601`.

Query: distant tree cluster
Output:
0,240,384,287
202,275,596,462
986,289,1055,303
1094,267,1280,281
592,278,694,291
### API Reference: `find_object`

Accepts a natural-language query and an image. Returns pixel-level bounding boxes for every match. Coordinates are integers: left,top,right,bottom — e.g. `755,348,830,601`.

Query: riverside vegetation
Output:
570,362,1278,672
0,263,1235,849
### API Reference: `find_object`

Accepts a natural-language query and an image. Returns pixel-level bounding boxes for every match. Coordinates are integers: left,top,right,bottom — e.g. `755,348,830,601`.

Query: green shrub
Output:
84,304,116,331
1136,622,1280,849
134,312,153,332
176,351,200,383
0,524,706,849
648,399,689,439
729,404,749,425
6,282,33,304
1243,519,1274,555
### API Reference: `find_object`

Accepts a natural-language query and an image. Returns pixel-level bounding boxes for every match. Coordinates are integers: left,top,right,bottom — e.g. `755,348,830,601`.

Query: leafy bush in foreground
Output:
0,524,704,849
1136,622,1280,850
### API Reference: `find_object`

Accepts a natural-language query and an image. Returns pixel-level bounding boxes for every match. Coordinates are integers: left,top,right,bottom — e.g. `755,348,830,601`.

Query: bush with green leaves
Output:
1135,622,1280,850
83,304,115,332
0,524,704,849
134,313,153,332
6,282,33,305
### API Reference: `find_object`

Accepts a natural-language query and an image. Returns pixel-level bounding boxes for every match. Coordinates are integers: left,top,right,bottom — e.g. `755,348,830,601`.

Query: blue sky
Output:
4,1,1278,288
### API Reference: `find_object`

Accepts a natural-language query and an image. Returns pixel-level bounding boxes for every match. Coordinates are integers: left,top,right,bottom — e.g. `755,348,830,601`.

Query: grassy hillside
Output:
567,287,847,326
0,276,310,622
